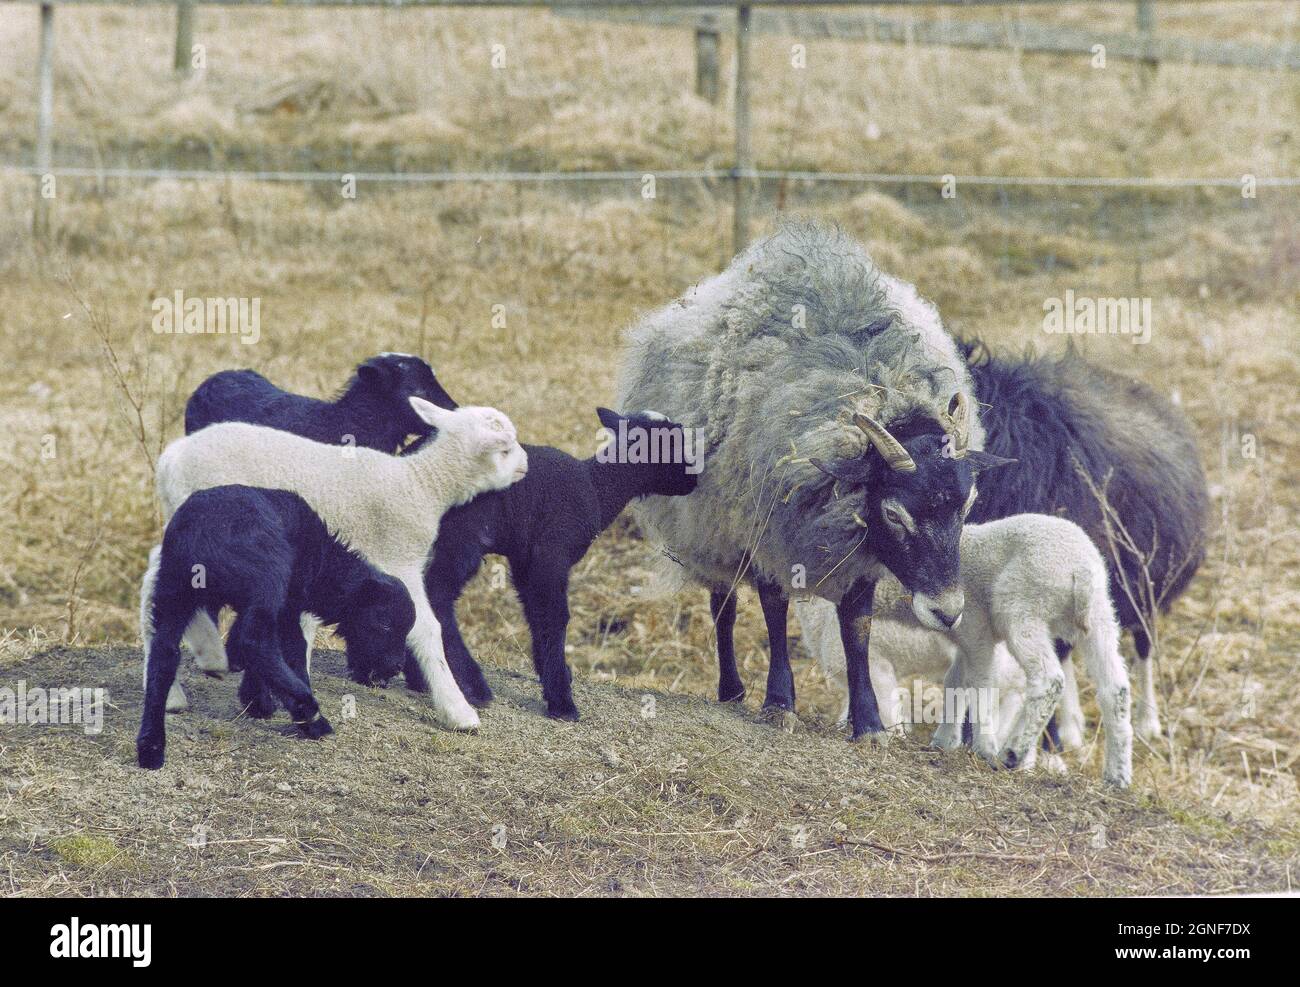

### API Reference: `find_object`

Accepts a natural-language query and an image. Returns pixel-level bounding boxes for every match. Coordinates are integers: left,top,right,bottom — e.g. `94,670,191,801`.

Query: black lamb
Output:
414,408,700,720
185,351,457,452
138,485,416,769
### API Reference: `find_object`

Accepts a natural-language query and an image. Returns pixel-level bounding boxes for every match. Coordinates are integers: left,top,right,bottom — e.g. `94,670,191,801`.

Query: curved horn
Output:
940,391,971,459
852,413,917,474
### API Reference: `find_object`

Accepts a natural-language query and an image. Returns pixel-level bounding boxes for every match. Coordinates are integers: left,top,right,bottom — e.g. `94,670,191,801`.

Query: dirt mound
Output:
2,645,1293,897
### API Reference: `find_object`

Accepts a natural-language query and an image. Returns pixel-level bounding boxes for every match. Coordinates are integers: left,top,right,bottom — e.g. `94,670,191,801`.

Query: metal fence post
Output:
34,2,54,242
695,13,720,104
732,4,753,256
175,1,195,75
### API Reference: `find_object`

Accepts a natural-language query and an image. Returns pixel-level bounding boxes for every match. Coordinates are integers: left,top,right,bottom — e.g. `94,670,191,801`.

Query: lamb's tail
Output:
140,544,162,687
1071,568,1092,635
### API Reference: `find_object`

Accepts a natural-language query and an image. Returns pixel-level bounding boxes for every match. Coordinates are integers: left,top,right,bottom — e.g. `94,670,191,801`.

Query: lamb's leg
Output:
298,612,320,680
837,578,886,740
184,609,230,675
426,540,493,706
958,643,1006,764
999,629,1065,770
1056,654,1085,749
140,545,189,713
872,656,902,733
1081,631,1134,788
230,609,331,739
516,561,578,721
1132,627,1162,739
436,601,493,706
399,572,480,731
932,656,967,750
754,577,794,714
238,610,312,720
137,615,189,769
710,587,744,703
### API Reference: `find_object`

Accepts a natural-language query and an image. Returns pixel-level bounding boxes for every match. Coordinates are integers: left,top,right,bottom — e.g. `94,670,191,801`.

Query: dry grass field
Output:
0,3,1297,895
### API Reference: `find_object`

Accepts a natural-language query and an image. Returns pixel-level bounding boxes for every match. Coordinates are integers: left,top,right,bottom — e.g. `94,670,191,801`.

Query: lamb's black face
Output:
344,577,416,683
358,353,458,432
595,408,702,497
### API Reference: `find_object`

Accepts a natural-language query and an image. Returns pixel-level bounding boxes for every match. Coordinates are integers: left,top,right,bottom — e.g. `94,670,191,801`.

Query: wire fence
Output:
8,0,1298,253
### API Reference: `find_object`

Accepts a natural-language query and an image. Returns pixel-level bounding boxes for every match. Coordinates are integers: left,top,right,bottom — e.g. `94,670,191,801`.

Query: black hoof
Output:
546,700,580,722
297,714,334,739
718,683,746,703
137,742,165,770
243,696,278,719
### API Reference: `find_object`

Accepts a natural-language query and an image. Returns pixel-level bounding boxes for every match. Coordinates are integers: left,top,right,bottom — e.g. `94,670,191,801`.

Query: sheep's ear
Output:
963,450,1017,472
409,395,450,428
595,407,623,433
810,456,870,486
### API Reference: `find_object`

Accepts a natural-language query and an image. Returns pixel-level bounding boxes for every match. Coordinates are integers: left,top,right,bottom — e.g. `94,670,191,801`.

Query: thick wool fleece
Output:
617,221,982,602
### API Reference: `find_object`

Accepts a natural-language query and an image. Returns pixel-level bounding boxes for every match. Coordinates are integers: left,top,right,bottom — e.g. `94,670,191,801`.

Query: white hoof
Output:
187,615,229,673
931,722,963,750
439,698,480,731
1058,714,1085,750
165,683,189,712
1134,708,1162,740
1040,752,1069,776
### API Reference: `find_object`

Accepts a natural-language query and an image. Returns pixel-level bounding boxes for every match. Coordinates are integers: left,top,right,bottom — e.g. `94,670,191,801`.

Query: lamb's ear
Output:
357,358,392,389
963,450,1017,472
595,407,623,433
351,576,389,608
409,395,450,428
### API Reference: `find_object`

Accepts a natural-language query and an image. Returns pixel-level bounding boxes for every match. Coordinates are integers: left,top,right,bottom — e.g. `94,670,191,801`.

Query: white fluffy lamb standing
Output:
798,513,1133,788
149,397,528,731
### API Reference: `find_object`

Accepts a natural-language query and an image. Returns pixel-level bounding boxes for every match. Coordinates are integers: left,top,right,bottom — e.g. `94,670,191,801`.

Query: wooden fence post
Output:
34,2,54,242
1136,0,1158,72
695,14,720,103
175,1,195,75
732,4,753,256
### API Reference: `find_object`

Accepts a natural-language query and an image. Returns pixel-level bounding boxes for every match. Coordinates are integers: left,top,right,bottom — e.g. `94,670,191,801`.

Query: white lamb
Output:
149,397,528,730
798,513,1132,787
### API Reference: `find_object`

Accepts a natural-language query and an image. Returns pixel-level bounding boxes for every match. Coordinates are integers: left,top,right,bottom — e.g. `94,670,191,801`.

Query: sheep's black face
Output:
816,427,1012,631
343,576,416,683
862,434,975,627
358,353,458,433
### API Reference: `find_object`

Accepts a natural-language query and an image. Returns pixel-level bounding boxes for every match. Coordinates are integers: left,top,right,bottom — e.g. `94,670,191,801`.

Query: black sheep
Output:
138,485,415,769
185,352,457,452
414,408,700,720
961,339,1209,738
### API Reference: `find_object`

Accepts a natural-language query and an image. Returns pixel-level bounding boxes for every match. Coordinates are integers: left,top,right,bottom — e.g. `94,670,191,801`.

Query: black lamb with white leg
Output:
413,408,700,720
137,485,416,769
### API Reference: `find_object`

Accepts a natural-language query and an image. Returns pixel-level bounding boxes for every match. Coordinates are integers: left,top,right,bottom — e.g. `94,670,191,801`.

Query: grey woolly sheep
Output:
617,222,1012,738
